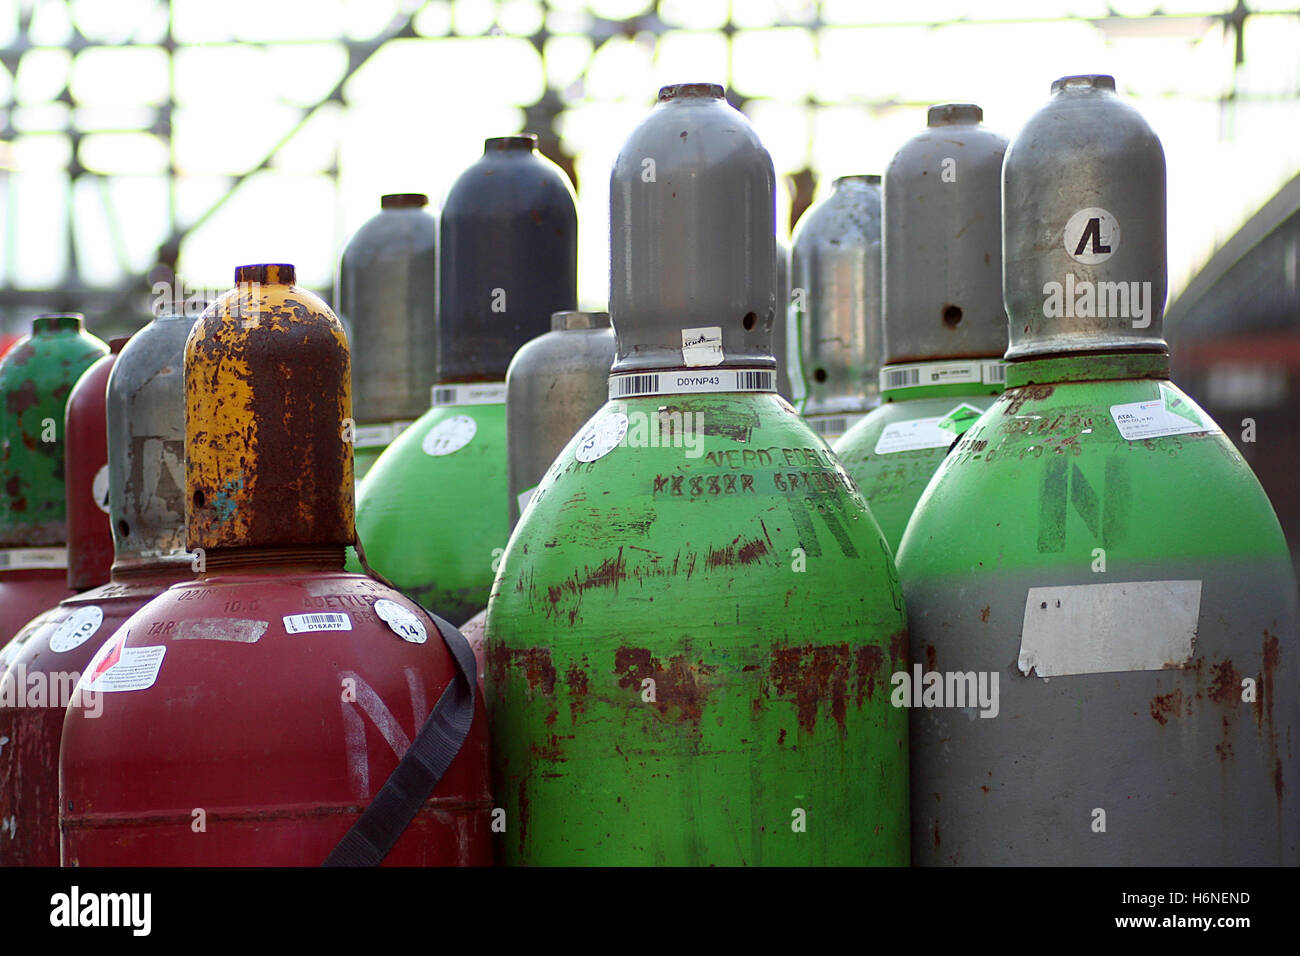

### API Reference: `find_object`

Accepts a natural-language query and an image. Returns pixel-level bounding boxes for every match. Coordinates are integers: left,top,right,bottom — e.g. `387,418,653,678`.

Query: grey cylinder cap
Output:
882,102,1008,364
107,311,197,572
1003,75,1167,359
792,174,882,416
506,310,615,528
610,83,777,373
336,194,438,421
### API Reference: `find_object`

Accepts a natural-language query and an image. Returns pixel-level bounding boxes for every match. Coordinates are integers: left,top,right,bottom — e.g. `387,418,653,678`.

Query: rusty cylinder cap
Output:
486,135,537,152
928,103,983,126
234,263,295,286
1052,74,1116,94
380,193,428,209
33,313,84,334
658,82,724,102
551,310,611,331
185,262,354,551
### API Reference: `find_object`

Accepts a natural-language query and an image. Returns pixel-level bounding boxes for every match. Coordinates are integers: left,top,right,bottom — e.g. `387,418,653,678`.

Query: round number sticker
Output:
91,465,110,514
49,605,104,653
374,599,428,644
1063,207,1120,265
422,415,477,457
575,412,629,463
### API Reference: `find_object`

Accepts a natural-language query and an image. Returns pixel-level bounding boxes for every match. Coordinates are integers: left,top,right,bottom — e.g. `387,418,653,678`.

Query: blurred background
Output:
0,0,1293,554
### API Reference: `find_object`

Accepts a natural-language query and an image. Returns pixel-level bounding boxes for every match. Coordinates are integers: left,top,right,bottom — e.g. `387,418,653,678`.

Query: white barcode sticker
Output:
609,368,775,399
575,412,629,463
808,412,867,441
283,612,352,634
432,383,508,407
681,327,724,367
49,605,104,653
0,547,68,570
880,360,1006,392
373,599,427,644
422,415,477,457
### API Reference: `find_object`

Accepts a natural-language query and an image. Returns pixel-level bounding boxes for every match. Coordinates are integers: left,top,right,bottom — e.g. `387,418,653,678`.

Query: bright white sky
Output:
0,0,1297,316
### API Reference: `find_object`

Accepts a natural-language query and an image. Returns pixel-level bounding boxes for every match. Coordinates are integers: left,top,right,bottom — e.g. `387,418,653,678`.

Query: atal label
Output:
373,599,427,644
81,633,167,693
1018,580,1201,678
91,465,110,513
873,403,983,455
1110,385,1204,440
283,613,352,634
1063,207,1119,265
575,412,629,463
422,415,477,457
49,605,104,653
681,326,724,367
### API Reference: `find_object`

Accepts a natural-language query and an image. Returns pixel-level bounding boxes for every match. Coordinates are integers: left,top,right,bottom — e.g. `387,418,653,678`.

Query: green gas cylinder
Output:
896,75,1298,864
352,136,577,621
0,315,107,643
484,83,909,866
833,105,1008,552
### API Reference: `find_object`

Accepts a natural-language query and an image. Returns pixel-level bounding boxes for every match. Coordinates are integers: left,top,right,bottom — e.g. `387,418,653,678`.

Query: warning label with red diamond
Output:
80,630,167,694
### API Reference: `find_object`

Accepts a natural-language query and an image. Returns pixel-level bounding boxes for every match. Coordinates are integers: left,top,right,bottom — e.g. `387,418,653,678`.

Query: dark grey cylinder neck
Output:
791,173,883,416
437,134,578,384
1003,74,1168,360
337,193,437,421
882,102,1008,365
609,83,777,374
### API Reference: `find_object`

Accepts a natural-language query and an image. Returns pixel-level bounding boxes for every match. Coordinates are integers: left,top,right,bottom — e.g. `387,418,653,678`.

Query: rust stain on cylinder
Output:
185,264,354,549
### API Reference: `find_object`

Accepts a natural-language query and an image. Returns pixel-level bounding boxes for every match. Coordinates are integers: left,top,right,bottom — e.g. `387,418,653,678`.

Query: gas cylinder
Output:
506,310,615,529
65,337,128,592
0,315,107,644
791,174,883,442
336,193,437,477
0,316,192,866
833,105,1007,552
485,83,909,866
354,135,578,622
59,264,492,865
896,75,1298,864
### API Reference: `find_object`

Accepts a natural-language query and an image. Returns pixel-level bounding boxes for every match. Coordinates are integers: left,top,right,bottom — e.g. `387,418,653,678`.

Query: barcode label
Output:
613,373,660,397
0,547,67,570
431,383,507,407
881,360,1006,393
882,367,921,390
808,412,867,440
609,368,776,398
283,612,352,634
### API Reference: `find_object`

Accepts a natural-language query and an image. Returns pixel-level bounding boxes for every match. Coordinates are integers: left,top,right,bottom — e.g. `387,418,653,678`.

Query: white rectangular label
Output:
516,486,537,513
283,612,352,634
873,417,956,454
0,547,68,570
432,384,507,407
85,645,167,693
1110,385,1204,441
1018,580,1201,678
681,326,724,367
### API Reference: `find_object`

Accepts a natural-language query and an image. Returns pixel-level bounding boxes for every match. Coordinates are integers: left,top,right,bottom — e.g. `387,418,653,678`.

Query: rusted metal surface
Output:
186,264,354,550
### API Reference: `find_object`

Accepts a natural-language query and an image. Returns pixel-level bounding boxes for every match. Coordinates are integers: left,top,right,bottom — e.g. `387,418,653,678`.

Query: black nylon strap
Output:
323,611,478,867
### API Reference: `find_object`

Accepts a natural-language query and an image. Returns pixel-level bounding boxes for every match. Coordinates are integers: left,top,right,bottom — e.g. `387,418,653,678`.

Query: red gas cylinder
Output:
59,264,492,865
0,315,108,645
0,317,192,866
65,337,128,592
